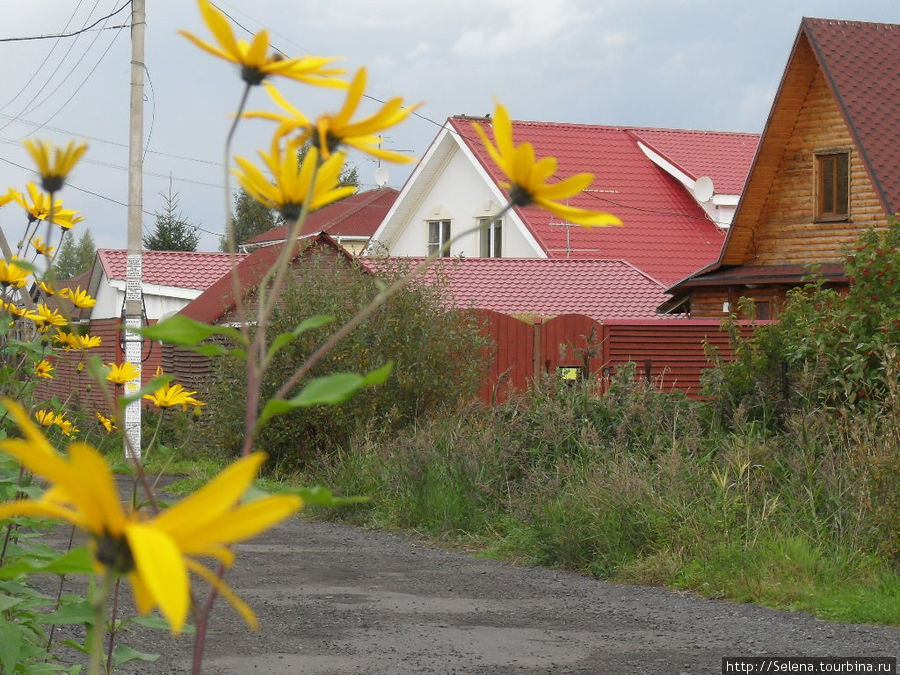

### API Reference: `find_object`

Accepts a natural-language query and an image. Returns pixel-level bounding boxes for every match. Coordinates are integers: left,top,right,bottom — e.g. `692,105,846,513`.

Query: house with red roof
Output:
366,118,758,288
86,249,246,322
242,187,397,256
665,18,899,319
364,257,669,322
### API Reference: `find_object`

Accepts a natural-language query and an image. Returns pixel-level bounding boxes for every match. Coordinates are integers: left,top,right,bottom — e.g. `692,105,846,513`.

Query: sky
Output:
0,0,896,253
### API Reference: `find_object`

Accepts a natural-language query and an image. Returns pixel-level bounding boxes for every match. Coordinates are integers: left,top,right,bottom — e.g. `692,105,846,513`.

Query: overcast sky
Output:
0,0,896,252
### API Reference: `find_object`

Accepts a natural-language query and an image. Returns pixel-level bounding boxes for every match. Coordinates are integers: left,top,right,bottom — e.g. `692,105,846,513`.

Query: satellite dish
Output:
374,166,390,187
694,175,714,203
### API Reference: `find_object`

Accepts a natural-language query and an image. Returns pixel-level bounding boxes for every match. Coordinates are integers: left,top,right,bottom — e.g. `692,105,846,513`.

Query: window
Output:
479,217,502,258
427,219,451,257
816,152,849,220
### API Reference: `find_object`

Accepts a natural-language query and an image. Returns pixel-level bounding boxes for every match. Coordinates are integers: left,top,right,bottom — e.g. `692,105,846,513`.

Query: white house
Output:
366,116,759,287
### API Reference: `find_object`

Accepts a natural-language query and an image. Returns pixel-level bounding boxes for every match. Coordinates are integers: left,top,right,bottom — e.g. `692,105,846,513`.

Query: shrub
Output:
198,251,491,470
703,219,900,426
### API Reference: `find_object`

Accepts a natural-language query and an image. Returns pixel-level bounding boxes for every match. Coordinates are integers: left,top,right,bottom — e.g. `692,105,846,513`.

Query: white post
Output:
124,0,145,460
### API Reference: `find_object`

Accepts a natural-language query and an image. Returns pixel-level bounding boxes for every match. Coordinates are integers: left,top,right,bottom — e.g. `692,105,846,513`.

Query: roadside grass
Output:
288,379,900,627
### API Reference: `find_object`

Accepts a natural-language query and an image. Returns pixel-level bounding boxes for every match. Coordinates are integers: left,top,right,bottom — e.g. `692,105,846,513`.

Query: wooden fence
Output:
35,318,162,413
35,313,755,409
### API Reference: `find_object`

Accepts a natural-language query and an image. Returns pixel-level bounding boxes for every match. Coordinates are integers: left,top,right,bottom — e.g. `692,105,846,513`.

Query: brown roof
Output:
674,263,847,289
246,188,398,246
805,18,900,215
178,232,353,324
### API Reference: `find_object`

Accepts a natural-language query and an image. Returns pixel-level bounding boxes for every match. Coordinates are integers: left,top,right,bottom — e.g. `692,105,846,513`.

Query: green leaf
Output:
41,598,94,625
0,548,94,579
136,314,246,347
0,620,22,674
0,594,22,612
111,644,160,667
265,315,334,363
257,361,393,426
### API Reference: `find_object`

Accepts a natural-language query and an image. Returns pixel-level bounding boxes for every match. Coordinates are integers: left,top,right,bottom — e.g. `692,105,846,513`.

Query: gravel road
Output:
104,518,899,675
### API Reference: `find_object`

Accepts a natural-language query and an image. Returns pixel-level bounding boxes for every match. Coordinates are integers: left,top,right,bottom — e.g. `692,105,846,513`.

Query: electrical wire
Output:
0,0,88,113
0,1,132,43
14,12,128,140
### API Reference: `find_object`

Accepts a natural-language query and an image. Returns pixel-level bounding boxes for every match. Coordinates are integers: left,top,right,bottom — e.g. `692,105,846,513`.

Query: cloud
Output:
452,0,592,59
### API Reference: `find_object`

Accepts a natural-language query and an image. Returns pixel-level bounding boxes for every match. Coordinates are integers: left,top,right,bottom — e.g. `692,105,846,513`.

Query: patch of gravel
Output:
67,518,897,675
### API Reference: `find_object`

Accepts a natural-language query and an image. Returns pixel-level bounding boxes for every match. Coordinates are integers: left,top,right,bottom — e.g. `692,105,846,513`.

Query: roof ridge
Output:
451,115,758,136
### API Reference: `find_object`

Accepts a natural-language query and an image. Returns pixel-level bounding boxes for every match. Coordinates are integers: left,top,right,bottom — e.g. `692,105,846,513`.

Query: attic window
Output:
815,151,849,220
427,219,451,257
479,217,502,258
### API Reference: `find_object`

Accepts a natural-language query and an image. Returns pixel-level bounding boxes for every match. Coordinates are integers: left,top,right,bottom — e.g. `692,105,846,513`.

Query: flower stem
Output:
88,569,116,675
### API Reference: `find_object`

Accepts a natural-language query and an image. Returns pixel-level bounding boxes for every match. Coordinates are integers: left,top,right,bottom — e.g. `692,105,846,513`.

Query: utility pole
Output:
124,0,145,460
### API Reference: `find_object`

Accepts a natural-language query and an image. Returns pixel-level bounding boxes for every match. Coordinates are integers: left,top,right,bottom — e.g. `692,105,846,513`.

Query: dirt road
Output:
103,518,898,674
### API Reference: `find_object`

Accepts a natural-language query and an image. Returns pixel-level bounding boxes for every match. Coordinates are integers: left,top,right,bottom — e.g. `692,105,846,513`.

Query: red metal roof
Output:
98,249,246,290
804,18,900,214
450,117,735,286
628,128,759,194
246,187,398,245
178,233,352,324
365,257,668,321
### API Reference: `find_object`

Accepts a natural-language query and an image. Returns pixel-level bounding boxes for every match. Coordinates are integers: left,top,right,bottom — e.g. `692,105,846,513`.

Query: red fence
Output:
477,312,754,403
35,318,163,413
36,313,754,410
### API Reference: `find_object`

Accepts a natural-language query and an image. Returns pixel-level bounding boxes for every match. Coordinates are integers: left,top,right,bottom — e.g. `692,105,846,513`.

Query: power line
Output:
0,0,89,113
16,21,128,141
0,1,132,43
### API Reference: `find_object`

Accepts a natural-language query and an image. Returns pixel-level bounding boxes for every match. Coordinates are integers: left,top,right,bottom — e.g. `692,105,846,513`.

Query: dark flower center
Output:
240,65,267,86
95,533,136,574
279,202,303,222
41,176,64,193
508,183,533,207
309,130,342,155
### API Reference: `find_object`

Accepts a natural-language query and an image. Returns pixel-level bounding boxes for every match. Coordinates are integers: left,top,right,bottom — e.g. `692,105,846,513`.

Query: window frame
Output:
427,219,451,257
479,217,502,258
814,149,850,222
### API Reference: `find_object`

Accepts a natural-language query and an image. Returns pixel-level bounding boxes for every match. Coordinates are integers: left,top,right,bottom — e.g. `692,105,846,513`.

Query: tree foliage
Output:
703,219,900,425
198,251,491,470
143,185,200,251
52,228,96,279
219,188,277,252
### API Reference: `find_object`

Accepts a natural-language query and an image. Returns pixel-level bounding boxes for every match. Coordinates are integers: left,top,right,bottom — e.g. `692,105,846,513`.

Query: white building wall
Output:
90,273,201,321
389,148,540,258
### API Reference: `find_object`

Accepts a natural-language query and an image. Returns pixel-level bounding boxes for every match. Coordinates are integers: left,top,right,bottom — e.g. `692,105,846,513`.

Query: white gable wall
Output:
387,146,541,258
89,271,202,321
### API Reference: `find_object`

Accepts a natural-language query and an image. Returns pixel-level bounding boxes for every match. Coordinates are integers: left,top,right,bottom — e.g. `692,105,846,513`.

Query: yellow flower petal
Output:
125,523,190,635
185,559,258,631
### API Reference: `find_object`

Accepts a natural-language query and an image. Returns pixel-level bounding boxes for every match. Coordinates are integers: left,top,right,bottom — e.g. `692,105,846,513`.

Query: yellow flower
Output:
29,303,68,331
143,380,200,409
105,361,140,385
179,0,346,88
0,257,29,287
471,102,623,228
35,360,54,379
233,140,355,221
24,139,88,193
59,285,96,309
54,415,79,437
0,398,303,634
244,68,420,163
96,412,117,433
57,331,102,350
30,236,55,257
34,409,57,427
10,183,83,228
39,280,55,296
1,300,38,321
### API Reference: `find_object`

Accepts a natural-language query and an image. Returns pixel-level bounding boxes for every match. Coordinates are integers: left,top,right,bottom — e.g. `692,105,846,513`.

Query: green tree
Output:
52,228,96,279
143,184,200,251
219,188,277,252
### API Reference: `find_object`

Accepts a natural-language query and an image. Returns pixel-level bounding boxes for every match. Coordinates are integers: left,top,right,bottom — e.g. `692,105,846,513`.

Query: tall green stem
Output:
88,570,116,675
